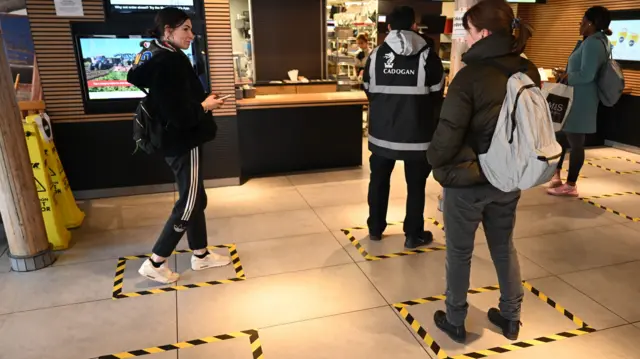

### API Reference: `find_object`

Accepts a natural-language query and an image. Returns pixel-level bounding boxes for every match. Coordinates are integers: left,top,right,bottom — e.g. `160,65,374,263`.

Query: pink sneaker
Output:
548,176,563,188
547,184,578,197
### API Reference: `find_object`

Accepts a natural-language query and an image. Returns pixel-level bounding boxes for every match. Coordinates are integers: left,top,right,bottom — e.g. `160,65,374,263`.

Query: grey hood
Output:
384,30,427,56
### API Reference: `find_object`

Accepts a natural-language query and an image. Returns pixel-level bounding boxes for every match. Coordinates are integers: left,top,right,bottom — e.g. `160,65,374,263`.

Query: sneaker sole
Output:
138,271,179,284
191,260,232,271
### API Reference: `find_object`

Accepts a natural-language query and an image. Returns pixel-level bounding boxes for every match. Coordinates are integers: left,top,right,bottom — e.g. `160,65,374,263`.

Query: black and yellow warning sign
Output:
393,282,596,359
96,329,263,359
112,244,246,300
341,218,446,261
579,192,640,222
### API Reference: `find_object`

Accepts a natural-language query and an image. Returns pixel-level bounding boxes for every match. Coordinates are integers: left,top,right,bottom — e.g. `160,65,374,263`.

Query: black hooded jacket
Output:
427,34,541,187
128,40,216,157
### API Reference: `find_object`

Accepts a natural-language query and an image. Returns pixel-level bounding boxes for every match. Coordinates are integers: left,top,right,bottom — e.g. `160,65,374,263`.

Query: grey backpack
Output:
597,37,625,107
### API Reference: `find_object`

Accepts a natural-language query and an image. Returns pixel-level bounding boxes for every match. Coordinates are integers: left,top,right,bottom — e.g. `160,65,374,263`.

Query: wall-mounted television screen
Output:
107,0,195,15
77,36,193,101
607,9,640,67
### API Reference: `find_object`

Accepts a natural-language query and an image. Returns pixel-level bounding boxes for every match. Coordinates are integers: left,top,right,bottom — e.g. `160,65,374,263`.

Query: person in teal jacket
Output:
548,6,611,197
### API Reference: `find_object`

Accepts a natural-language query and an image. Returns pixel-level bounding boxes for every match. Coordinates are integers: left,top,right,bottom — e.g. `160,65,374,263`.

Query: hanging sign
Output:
452,8,468,40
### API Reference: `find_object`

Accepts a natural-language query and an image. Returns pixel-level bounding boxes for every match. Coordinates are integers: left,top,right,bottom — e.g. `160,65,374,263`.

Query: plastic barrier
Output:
25,114,85,229
23,121,71,250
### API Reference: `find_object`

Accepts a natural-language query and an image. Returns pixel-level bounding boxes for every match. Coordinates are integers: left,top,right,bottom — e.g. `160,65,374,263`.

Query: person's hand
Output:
202,95,224,111
557,73,569,84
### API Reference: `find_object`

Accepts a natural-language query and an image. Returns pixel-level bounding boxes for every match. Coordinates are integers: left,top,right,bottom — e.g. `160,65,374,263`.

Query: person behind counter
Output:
363,6,445,249
547,6,612,197
355,33,371,78
127,7,231,284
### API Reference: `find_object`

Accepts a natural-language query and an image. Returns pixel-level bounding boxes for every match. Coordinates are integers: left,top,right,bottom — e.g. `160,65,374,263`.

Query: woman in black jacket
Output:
426,0,539,343
128,7,231,284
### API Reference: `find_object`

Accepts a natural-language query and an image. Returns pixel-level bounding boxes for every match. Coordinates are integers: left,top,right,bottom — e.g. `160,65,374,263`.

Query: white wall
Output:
230,0,250,55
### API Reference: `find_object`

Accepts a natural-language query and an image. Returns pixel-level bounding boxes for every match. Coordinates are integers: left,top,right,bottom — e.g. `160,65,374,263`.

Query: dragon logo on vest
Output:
384,52,395,69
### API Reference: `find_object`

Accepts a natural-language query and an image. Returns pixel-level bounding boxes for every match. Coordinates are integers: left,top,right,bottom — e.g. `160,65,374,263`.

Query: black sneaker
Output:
404,231,433,249
434,310,466,343
369,233,383,241
488,308,521,340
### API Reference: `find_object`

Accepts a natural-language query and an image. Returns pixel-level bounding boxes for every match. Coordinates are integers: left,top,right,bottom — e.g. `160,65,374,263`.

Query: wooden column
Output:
0,31,54,271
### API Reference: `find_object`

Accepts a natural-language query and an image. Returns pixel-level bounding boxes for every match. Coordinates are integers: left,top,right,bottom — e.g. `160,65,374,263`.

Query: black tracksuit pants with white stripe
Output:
153,146,208,257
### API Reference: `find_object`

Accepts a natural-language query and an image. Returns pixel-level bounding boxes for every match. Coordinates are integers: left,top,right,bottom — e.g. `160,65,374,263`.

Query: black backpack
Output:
132,89,167,155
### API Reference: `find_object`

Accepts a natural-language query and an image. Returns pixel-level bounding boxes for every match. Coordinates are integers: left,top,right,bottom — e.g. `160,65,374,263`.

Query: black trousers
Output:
367,153,432,237
556,132,586,184
152,146,208,257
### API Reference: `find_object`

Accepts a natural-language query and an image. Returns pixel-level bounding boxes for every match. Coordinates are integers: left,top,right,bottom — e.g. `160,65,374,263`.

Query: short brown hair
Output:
356,33,369,42
462,0,533,54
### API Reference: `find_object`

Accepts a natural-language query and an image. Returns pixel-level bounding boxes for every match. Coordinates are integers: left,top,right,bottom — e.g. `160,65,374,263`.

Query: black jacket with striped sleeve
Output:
363,30,444,161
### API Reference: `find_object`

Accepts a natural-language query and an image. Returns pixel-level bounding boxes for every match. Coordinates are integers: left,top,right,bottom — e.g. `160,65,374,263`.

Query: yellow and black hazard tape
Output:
341,218,446,261
393,282,595,359
580,192,640,222
585,156,640,175
96,329,263,359
112,244,246,300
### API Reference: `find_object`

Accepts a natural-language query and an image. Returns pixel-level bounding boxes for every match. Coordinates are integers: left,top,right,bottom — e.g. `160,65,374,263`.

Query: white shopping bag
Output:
542,82,574,132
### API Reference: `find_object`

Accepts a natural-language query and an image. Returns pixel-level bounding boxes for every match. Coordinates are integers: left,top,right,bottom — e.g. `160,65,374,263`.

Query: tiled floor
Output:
1,145,640,359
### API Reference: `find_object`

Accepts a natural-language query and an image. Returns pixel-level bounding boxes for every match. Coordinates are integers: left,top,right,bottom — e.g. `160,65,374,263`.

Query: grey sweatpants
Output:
443,184,524,326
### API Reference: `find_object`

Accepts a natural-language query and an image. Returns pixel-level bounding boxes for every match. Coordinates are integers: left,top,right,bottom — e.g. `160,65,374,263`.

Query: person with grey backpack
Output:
547,6,623,197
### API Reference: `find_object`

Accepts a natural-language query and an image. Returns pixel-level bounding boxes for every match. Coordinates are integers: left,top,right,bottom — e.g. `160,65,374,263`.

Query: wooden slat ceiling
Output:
26,0,237,122
519,0,640,97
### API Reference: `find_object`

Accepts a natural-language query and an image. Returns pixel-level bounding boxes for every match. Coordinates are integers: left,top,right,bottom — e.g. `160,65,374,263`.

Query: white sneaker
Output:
191,250,231,271
138,259,180,284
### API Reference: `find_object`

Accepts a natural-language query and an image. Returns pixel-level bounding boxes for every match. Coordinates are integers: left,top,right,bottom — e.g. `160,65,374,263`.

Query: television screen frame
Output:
104,0,201,18
608,9,640,70
71,21,210,114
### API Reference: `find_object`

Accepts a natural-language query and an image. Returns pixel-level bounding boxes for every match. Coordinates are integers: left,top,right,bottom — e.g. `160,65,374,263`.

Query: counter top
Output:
237,91,368,110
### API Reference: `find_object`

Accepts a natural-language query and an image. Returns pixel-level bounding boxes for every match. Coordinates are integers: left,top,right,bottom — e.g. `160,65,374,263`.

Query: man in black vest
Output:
363,6,444,249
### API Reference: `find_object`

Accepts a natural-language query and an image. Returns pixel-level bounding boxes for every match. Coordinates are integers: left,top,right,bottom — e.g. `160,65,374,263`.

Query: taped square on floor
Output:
341,218,446,261
112,244,245,299
580,192,640,222
393,282,596,359
585,156,640,175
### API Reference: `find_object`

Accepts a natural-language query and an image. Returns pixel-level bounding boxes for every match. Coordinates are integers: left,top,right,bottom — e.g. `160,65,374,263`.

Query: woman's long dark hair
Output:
147,7,190,39
462,0,533,54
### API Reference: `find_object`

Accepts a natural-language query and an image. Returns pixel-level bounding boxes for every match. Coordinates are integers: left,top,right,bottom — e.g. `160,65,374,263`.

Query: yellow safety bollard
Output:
23,121,71,250
25,114,85,229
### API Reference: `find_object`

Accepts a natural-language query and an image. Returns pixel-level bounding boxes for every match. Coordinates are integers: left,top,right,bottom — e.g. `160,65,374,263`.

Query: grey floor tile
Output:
179,336,255,359
527,276,626,330
287,167,371,186
120,202,176,229
561,261,640,322
239,176,294,189
122,256,178,295
495,325,640,359
513,202,616,239
177,264,386,340
400,289,578,357
625,222,640,233
55,225,164,266
0,259,120,315
357,245,549,305
587,157,640,173
314,199,407,231
296,179,408,208
514,224,640,275
204,186,309,218
206,209,328,245
235,232,353,278
579,192,640,223
0,248,9,274
0,293,176,359
175,249,239,285
259,306,431,359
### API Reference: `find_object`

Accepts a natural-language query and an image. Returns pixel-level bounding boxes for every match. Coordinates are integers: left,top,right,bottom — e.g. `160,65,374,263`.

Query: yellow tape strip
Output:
579,192,640,222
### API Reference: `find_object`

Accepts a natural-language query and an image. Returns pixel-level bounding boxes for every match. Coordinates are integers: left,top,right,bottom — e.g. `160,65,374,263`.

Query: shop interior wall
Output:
377,0,442,48
25,0,241,194
251,0,324,81
519,1,640,148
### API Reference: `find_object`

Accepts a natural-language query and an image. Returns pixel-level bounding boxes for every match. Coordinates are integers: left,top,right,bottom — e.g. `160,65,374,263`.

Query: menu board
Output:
608,19,640,62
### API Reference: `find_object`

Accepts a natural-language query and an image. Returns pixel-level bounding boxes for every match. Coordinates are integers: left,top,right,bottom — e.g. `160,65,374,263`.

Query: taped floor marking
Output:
94,329,263,359
585,156,640,175
579,192,640,222
112,244,245,300
393,281,595,359
341,218,446,261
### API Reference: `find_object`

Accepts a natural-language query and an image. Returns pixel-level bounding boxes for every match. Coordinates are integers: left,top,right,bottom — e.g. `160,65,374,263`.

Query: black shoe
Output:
488,308,521,340
404,231,433,249
434,310,466,343
369,233,383,241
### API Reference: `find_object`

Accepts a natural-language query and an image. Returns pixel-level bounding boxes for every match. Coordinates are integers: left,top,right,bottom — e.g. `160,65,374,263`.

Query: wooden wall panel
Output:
204,0,237,116
27,0,238,122
519,1,640,96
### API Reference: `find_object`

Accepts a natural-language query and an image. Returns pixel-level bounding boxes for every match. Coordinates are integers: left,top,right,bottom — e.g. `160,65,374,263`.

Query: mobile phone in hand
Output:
217,94,233,101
